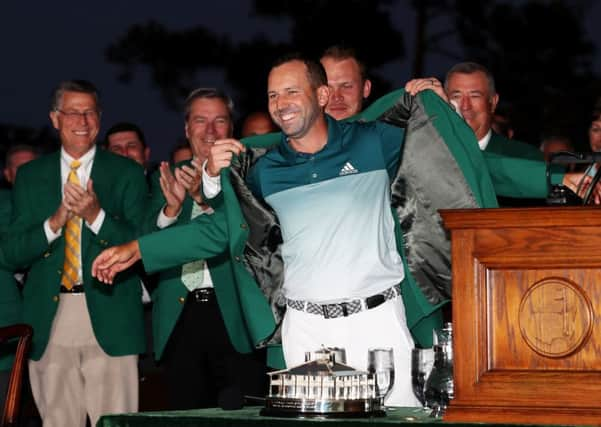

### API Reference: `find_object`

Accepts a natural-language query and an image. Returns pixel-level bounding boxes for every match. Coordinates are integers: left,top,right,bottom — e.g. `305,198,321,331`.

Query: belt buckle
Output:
321,302,348,319
365,294,385,309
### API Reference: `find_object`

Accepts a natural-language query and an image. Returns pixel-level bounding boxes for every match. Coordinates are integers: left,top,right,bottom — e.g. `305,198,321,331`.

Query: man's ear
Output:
49,111,59,130
317,85,330,107
362,79,372,99
490,93,500,114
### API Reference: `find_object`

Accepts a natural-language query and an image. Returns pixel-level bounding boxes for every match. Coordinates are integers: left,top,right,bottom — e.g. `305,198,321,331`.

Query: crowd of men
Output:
2,45,601,426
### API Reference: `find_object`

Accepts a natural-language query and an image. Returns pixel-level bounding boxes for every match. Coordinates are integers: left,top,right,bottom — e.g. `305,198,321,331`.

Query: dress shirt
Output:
44,146,106,282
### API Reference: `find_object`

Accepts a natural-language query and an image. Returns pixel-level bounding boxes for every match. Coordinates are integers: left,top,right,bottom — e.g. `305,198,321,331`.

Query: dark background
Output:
1,0,600,166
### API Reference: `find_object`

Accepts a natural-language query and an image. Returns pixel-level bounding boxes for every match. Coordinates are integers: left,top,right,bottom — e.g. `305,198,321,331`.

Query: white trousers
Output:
282,296,420,407
29,294,138,427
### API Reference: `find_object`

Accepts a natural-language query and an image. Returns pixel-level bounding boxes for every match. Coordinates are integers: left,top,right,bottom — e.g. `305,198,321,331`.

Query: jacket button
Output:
43,251,51,258
100,240,108,246
240,223,247,230
234,256,241,262
57,270,62,275
178,297,185,304
53,295,59,302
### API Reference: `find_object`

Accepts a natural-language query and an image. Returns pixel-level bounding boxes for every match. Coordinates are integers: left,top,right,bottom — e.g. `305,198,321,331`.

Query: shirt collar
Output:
61,145,96,169
278,114,341,163
478,129,492,151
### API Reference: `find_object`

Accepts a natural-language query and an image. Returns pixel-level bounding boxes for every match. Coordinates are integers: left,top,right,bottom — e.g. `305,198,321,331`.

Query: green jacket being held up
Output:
139,89,562,368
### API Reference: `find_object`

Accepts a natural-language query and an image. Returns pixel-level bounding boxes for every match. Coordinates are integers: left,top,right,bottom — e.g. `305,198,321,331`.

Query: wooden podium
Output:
440,207,601,425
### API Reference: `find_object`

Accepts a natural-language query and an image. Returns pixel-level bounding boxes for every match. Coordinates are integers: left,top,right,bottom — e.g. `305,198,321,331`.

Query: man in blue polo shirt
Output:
204,54,419,406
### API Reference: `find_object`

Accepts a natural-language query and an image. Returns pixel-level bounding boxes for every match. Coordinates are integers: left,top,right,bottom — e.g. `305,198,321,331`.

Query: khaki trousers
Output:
29,294,138,427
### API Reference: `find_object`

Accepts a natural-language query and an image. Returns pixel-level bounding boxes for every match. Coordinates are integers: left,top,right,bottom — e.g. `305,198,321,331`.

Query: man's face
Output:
49,91,100,158
267,60,328,139
446,71,499,140
185,98,232,162
320,56,371,120
106,130,149,167
241,112,276,137
589,117,601,152
542,139,573,162
172,146,193,164
3,150,37,184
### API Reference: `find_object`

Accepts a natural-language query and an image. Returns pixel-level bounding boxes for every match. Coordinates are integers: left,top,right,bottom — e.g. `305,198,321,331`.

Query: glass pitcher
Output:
424,322,454,417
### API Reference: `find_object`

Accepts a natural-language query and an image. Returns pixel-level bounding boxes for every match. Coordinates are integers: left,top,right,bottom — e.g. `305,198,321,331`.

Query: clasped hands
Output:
49,179,101,233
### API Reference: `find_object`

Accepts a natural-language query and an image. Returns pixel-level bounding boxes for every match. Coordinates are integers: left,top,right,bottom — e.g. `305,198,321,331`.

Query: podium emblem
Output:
519,277,593,358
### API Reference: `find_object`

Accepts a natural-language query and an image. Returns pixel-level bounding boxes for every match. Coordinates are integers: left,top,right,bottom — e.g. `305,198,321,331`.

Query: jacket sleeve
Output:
139,208,229,274
483,152,564,198
94,162,150,245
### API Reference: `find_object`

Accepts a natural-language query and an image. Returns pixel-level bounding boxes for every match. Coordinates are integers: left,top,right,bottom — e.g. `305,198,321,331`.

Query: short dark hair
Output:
271,53,328,89
592,97,601,122
104,122,147,148
50,80,101,112
169,140,192,163
320,45,368,82
184,88,234,121
444,62,496,96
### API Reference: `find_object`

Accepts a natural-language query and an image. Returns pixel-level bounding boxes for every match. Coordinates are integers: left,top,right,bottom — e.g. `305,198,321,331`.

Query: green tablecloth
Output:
96,406,581,427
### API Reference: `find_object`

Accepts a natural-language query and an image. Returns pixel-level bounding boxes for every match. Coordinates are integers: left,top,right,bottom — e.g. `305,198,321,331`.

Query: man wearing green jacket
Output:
5,80,147,427
144,88,267,410
0,188,22,406
0,144,38,411
93,55,587,407
443,61,543,161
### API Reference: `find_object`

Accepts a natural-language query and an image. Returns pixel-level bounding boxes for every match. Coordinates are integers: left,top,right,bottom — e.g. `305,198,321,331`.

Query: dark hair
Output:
50,80,101,112
320,45,368,82
592,97,601,122
444,62,496,96
104,122,147,148
271,53,328,89
184,88,234,121
5,144,39,166
169,140,192,163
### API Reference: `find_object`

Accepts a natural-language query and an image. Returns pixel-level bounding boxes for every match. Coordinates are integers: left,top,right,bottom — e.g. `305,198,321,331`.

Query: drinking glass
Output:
411,347,435,406
367,348,395,402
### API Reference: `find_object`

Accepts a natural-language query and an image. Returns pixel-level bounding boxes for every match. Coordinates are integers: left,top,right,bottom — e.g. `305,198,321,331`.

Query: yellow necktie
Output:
61,160,82,290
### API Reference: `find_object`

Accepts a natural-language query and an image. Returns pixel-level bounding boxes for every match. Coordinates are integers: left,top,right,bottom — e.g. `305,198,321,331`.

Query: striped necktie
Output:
61,160,82,290
181,202,206,291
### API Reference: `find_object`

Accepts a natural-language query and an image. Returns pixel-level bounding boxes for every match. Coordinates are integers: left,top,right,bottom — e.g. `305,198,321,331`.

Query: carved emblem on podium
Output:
518,277,593,358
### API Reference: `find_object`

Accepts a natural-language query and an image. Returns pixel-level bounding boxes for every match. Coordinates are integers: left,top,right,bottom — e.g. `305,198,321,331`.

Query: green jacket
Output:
144,164,263,359
139,89,562,369
487,132,543,161
0,189,21,371
5,149,148,360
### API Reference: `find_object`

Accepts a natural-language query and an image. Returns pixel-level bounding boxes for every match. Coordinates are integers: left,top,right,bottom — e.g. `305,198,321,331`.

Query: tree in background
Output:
105,0,404,121
105,0,600,148
453,0,600,148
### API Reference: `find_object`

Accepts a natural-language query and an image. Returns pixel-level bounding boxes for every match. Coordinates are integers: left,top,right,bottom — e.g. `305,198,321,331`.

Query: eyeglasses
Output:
55,109,101,121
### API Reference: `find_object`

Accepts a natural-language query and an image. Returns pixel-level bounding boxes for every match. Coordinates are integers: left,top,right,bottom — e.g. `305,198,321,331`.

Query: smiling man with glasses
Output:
3,79,148,427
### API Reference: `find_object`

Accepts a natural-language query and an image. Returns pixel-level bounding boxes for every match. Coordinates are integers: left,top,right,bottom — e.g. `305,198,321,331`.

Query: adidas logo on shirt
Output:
339,162,358,176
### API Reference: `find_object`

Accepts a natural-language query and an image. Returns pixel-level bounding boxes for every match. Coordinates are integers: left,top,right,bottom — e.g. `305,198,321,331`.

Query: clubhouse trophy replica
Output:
260,347,393,418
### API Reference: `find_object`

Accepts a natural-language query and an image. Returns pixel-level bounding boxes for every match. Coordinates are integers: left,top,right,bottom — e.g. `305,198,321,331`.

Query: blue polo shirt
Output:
247,115,405,302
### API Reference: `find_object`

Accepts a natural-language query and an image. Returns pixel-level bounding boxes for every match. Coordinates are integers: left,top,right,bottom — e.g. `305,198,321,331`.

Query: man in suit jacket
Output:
0,144,38,410
144,88,266,409
92,55,593,406
0,188,22,406
4,80,148,427
443,61,543,161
